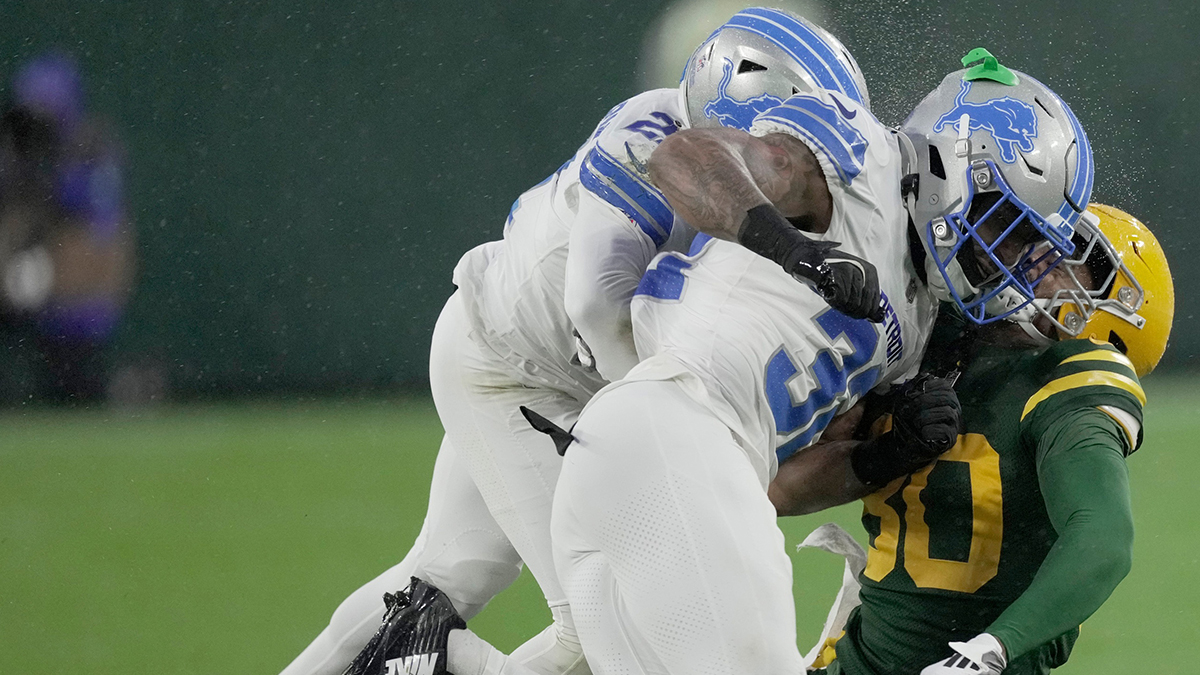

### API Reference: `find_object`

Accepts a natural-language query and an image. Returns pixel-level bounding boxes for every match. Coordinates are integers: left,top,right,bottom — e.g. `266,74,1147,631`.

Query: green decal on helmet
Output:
961,48,1019,86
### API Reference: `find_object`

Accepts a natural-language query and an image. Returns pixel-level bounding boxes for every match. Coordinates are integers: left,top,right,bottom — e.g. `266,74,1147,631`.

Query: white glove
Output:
919,633,1007,675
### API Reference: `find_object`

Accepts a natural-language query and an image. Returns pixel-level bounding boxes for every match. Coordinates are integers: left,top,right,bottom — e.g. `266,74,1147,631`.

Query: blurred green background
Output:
1,0,1196,394
2,1,1198,673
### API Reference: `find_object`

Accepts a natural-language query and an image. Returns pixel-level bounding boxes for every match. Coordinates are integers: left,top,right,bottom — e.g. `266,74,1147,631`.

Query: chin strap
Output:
993,290,1055,345
895,128,922,227
1015,315,1055,345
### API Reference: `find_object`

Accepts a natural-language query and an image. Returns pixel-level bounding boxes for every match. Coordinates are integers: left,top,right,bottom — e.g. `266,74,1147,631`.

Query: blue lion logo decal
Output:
934,81,1038,164
702,58,783,131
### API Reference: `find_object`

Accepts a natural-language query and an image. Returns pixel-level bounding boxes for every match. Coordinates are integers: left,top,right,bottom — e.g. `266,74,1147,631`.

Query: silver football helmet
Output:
680,7,870,131
899,49,1093,326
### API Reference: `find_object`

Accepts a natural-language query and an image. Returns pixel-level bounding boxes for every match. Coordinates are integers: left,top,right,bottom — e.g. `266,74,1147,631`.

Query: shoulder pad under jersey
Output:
1021,338,1145,452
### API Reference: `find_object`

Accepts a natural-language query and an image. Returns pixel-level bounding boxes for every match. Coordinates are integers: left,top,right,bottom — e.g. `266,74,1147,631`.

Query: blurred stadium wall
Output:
1,0,1195,396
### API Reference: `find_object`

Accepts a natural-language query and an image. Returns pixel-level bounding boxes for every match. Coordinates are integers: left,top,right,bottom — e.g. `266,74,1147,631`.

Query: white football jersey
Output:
631,89,938,481
453,88,696,403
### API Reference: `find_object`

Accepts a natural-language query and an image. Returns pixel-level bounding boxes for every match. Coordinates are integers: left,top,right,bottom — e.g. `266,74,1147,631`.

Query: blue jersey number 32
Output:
765,308,881,463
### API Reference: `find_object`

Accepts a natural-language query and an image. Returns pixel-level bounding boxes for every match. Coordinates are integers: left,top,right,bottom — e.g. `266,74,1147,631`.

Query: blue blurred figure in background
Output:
0,52,135,403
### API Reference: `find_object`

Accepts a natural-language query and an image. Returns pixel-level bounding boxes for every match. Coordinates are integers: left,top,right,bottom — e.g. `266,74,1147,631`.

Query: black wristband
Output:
850,431,927,488
737,204,827,283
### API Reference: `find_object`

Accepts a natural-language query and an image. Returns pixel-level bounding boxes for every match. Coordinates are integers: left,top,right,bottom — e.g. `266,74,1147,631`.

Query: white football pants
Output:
552,378,804,675
281,292,588,675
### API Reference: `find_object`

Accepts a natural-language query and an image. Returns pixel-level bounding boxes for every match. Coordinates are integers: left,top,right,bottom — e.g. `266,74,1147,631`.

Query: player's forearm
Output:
563,267,641,382
769,440,871,516
564,202,656,381
987,412,1134,660
988,516,1131,661
648,129,776,241
772,377,963,516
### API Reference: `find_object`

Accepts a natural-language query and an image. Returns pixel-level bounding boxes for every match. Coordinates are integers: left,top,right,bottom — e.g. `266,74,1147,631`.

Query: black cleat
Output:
342,577,466,675
342,587,413,675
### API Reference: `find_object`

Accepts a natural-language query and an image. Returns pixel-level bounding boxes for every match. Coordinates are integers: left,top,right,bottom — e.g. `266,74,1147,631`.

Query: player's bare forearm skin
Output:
769,440,873,516
648,129,832,239
769,403,871,516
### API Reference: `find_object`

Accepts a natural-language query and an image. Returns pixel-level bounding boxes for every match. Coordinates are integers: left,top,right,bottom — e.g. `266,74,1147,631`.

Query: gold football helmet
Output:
1031,203,1174,376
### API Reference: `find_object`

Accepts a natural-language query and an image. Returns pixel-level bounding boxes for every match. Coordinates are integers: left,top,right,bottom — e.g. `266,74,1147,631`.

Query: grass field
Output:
2,377,1198,674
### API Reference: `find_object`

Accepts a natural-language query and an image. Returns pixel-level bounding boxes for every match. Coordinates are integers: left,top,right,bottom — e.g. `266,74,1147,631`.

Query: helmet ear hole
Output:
1108,330,1129,355
928,145,946,180
737,60,767,74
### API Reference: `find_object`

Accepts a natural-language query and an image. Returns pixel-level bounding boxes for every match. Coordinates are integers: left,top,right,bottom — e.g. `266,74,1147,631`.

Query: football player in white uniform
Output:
544,53,1094,675
279,9,874,675
363,45,1094,675
546,72,933,675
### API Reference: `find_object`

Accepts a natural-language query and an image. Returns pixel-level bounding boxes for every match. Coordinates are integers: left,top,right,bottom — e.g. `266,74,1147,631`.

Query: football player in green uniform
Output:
771,203,1174,675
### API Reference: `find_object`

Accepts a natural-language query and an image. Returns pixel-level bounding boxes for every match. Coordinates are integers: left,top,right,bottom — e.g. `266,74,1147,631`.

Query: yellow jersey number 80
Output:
862,433,1003,594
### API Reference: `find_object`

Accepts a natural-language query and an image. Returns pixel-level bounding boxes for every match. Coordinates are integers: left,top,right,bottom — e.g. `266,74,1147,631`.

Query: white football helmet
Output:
899,49,1093,325
680,7,869,131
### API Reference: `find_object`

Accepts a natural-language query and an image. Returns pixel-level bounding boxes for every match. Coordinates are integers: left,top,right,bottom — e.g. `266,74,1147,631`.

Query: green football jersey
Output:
829,333,1144,675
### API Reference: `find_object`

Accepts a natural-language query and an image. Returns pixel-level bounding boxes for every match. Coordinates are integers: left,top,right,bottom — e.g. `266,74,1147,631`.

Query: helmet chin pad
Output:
1014,210,1151,349
926,160,1077,325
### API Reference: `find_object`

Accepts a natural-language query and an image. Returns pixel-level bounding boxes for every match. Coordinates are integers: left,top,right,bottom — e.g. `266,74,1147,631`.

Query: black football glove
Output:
738,204,884,322
850,373,964,487
817,249,885,323
892,373,963,457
